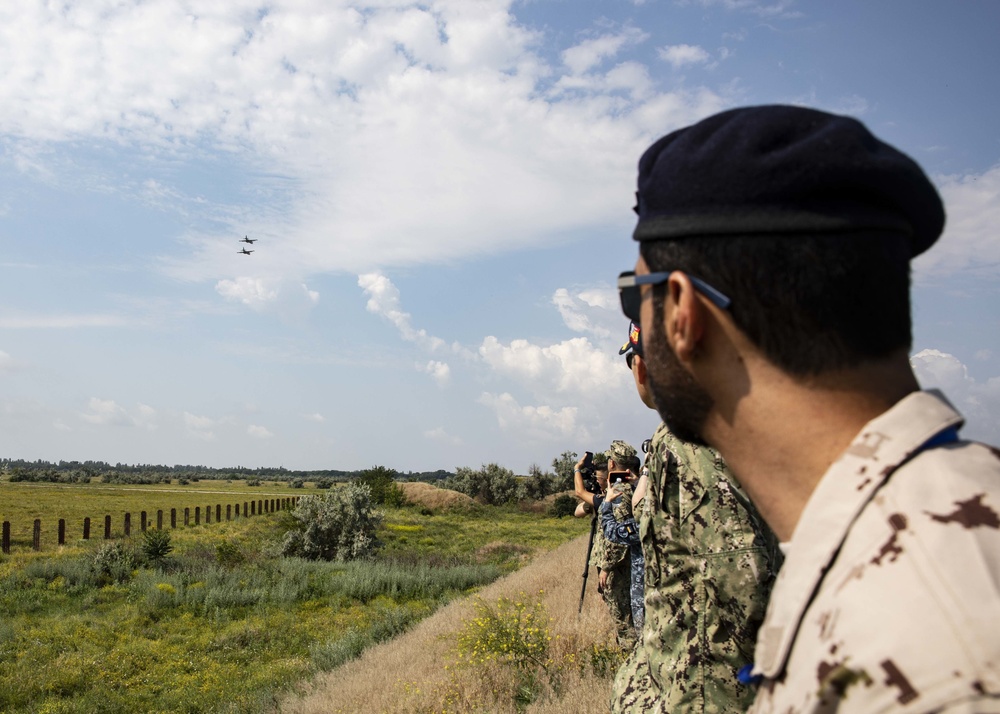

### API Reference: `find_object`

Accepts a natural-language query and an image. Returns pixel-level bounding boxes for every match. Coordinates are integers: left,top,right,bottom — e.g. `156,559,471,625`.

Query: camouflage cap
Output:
605,439,637,463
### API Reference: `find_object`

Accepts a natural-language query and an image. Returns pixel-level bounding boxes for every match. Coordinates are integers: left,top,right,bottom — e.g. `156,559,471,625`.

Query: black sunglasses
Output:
617,270,731,324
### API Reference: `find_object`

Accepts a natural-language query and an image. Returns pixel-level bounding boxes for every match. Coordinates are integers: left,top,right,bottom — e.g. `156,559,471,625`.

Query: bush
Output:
547,494,578,518
141,529,173,565
522,464,558,500
290,478,305,489
445,464,525,506
280,483,384,561
355,466,405,507
91,542,137,583
456,593,551,671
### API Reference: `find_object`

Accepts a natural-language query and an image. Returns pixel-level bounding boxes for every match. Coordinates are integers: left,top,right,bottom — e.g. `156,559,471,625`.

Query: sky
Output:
1,0,999,474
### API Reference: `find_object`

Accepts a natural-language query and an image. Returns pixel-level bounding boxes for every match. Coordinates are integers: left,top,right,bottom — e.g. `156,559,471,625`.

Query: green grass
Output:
0,480,297,550
0,485,588,713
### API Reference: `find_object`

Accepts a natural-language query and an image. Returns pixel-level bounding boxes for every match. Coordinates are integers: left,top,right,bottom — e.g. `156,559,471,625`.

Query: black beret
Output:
633,105,945,257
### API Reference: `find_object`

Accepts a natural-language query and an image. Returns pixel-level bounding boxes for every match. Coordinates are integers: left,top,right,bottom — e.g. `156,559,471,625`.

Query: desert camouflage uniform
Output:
611,423,781,713
749,390,1000,713
601,482,645,638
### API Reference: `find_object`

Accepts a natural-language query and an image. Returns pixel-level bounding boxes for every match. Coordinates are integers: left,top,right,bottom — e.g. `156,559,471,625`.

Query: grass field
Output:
0,480,297,549
0,480,592,713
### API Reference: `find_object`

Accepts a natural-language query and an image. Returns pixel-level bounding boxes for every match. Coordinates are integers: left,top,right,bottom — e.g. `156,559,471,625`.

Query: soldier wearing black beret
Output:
618,105,1000,713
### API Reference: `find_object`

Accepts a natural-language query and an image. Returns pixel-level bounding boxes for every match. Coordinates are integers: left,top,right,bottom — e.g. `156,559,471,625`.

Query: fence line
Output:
1,496,300,554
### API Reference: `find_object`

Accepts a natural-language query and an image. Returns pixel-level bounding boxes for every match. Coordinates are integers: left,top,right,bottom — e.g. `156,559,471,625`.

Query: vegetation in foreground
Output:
281,536,624,714
0,484,587,714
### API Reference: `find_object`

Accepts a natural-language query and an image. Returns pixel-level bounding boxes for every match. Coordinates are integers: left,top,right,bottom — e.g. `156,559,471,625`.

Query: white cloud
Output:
422,360,451,387
0,313,128,329
658,44,711,69
183,411,216,441
552,287,617,338
80,398,154,429
914,164,1000,280
424,427,462,445
693,0,802,18
478,334,628,398
561,28,648,75
216,277,279,308
911,349,1000,444
248,424,274,439
304,413,325,423
0,350,16,373
1,3,730,282
358,272,452,353
215,277,319,317
478,392,582,440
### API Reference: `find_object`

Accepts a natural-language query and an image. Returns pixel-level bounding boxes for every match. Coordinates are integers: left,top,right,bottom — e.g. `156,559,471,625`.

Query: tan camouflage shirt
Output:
611,423,781,713
749,390,1000,713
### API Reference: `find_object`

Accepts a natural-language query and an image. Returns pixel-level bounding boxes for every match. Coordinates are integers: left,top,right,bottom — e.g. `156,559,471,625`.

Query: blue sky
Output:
1,0,998,473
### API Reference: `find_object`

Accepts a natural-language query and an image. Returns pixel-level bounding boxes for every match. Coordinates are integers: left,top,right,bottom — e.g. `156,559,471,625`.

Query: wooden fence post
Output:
83,517,91,540
226,504,231,521
216,504,221,522
124,513,131,537
250,501,256,516
58,519,66,546
104,515,112,539
33,519,41,550
141,511,147,532
171,508,177,528
157,510,163,530
3,521,10,553
205,505,211,525
184,508,190,526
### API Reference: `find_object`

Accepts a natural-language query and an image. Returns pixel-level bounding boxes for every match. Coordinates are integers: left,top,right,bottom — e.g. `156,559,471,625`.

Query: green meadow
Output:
0,480,588,713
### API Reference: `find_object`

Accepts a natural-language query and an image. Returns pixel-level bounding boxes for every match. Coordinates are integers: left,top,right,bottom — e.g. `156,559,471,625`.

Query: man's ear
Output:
666,271,706,362
634,354,648,385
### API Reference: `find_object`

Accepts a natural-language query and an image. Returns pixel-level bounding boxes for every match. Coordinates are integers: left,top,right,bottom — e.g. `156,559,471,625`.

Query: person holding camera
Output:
575,441,641,650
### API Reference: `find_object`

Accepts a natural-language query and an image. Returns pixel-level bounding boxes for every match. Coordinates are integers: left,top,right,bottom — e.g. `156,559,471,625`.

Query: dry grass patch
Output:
280,534,619,714
399,482,475,511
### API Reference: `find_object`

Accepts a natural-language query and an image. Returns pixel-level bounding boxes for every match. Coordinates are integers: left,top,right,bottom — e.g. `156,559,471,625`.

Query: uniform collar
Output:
752,390,964,677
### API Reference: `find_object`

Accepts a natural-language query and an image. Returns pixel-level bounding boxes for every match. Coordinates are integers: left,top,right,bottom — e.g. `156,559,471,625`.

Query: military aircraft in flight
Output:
239,247,254,255
241,235,257,244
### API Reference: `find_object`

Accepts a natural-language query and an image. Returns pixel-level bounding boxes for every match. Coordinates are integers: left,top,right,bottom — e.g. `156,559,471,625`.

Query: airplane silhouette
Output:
241,235,257,244
239,247,254,255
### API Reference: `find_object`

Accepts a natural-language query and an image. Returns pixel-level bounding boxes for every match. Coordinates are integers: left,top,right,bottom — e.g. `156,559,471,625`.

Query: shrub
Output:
290,478,305,489
445,464,525,506
215,539,246,567
91,542,137,583
354,465,405,506
141,529,173,565
280,482,384,561
456,592,551,671
522,464,558,500
548,494,578,518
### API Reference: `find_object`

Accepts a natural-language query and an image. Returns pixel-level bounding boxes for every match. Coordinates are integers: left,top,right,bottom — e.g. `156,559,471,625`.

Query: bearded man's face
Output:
642,298,714,446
